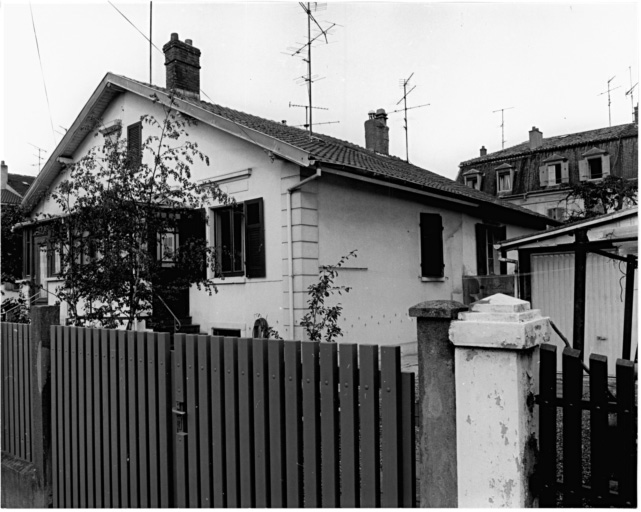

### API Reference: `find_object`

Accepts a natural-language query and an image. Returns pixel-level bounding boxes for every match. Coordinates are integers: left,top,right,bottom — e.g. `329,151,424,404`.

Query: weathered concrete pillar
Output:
449,293,550,507
409,300,468,508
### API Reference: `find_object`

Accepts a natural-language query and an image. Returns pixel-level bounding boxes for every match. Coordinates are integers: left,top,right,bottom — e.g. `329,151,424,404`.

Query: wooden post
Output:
449,293,549,507
621,254,636,361
572,229,588,359
409,299,468,508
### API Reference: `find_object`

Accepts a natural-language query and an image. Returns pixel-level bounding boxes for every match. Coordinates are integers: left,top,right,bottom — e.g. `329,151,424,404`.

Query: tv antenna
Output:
625,66,638,123
492,106,514,149
285,3,337,135
28,143,47,173
598,76,621,127
289,102,338,130
390,73,430,163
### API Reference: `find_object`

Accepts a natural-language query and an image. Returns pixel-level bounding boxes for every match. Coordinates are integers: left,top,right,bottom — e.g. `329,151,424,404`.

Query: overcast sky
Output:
1,1,638,181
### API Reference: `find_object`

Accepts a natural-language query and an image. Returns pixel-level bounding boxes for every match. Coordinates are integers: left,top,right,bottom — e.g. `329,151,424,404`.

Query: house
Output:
457,121,638,221
495,206,638,374
19,33,557,344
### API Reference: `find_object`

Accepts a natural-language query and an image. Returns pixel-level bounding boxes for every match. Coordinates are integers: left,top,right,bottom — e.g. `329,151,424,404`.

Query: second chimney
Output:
163,33,201,100
365,108,389,155
480,146,487,157
1,161,8,189
529,127,543,149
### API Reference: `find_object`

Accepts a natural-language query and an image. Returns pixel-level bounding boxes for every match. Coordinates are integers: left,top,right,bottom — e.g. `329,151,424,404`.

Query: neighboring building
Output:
457,121,638,221
495,207,638,375
1,162,35,206
20,33,556,344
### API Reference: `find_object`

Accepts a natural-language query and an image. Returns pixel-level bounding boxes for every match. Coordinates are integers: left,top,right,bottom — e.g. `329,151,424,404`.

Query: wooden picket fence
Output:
538,344,637,507
49,327,416,508
1,323,33,462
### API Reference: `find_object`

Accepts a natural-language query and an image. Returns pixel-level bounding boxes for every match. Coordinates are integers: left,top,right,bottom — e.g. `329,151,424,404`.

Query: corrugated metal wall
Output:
531,252,638,375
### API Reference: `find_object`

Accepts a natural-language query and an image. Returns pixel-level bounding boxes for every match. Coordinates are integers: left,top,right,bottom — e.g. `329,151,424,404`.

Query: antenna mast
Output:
492,106,514,149
149,1,152,83
289,102,336,130
598,76,621,127
28,143,47,173
625,66,638,122
391,73,429,163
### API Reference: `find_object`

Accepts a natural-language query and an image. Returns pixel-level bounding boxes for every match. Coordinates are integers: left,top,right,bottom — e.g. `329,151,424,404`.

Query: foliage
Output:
299,250,357,343
1,203,27,284
41,92,230,329
564,175,637,222
1,291,30,323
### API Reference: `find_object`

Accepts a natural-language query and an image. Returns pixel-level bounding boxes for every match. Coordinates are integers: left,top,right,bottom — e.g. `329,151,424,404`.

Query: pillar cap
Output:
409,300,468,320
467,293,530,313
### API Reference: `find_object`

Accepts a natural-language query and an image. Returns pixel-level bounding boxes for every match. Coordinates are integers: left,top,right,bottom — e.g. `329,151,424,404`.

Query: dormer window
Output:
463,169,483,190
579,147,610,181
539,154,569,187
495,163,515,194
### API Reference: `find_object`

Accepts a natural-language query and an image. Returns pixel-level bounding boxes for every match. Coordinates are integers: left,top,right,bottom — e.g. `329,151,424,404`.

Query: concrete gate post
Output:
449,293,550,507
409,300,468,508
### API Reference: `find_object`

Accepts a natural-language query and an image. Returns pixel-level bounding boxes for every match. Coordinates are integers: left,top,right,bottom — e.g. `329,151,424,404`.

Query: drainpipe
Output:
287,167,322,338
499,256,519,298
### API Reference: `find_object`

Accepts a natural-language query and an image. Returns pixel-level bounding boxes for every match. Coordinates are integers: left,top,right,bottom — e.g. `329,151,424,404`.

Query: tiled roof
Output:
1,189,22,205
7,174,36,197
461,123,638,166
131,78,554,223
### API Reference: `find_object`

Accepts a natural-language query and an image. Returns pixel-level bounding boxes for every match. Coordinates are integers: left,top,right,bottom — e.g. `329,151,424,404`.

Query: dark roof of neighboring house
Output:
461,123,638,167
2,189,22,205
7,173,36,197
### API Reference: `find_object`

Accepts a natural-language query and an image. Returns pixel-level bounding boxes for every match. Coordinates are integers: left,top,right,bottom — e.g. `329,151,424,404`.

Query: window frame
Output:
475,223,507,276
419,212,445,279
496,170,513,194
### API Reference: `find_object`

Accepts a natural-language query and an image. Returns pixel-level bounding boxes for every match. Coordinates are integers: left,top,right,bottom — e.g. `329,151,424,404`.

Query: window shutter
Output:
539,165,548,187
245,198,266,278
602,155,611,177
179,208,208,278
420,213,444,278
578,159,589,181
127,122,142,169
475,223,487,276
561,161,569,183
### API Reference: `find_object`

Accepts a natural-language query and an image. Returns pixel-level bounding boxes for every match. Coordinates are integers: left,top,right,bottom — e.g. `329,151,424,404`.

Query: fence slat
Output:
538,343,557,507
359,344,380,508
320,343,339,508
223,337,240,507
1,323,7,452
197,335,212,508
589,354,609,507
616,358,637,507
562,347,583,507
77,329,87,507
84,328,95,508
136,331,149,507
381,346,402,507
173,334,188,508
92,329,103,508
253,338,270,507
339,343,359,508
100,329,112,507
70,328,80,507
11,324,18,458
401,372,416,508
210,336,226,508
64,327,74,506
185,334,201,507
147,333,160,508
116,331,129,507
284,340,303,507
156,332,172,508
23,323,32,462
267,339,285,507
109,330,120,507
126,331,139,507
238,338,256,507
18,322,25,460
51,326,60,507
302,341,321,508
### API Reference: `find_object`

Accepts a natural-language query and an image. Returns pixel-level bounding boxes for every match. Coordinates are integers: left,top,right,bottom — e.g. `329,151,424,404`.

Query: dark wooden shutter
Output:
245,198,265,278
420,213,444,278
179,208,208,278
475,223,487,276
127,122,142,169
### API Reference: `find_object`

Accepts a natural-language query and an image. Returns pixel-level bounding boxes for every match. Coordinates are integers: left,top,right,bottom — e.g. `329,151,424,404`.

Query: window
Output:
547,207,566,222
465,176,479,189
47,243,61,277
475,224,507,276
213,198,265,278
127,122,142,169
579,148,610,181
463,169,483,190
497,171,512,193
419,213,444,278
539,154,569,187
158,230,179,265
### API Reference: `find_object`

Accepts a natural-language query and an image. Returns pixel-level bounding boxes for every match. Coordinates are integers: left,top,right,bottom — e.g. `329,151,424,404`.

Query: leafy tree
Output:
41,92,229,329
1,203,27,284
564,175,637,222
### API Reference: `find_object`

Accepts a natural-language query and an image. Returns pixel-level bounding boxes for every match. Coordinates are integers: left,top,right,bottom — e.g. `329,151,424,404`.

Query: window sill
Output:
46,276,63,282
421,276,447,283
213,276,247,285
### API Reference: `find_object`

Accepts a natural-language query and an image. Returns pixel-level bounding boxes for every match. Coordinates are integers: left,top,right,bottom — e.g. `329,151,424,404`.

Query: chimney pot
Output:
480,146,487,157
529,126,543,150
185,39,193,45
163,33,201,99
365,108,389,155
1,161,8,189
171,33,179,41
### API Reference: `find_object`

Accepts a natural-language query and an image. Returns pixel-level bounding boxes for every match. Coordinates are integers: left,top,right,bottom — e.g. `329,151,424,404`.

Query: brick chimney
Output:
480,146,487,157
529,127,543,149
1,161,8,189
364,108,389,155
163,33,201,100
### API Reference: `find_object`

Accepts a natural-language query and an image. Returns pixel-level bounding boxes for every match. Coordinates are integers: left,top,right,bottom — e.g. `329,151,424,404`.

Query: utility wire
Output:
29,2,56,147
108,1,163,54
